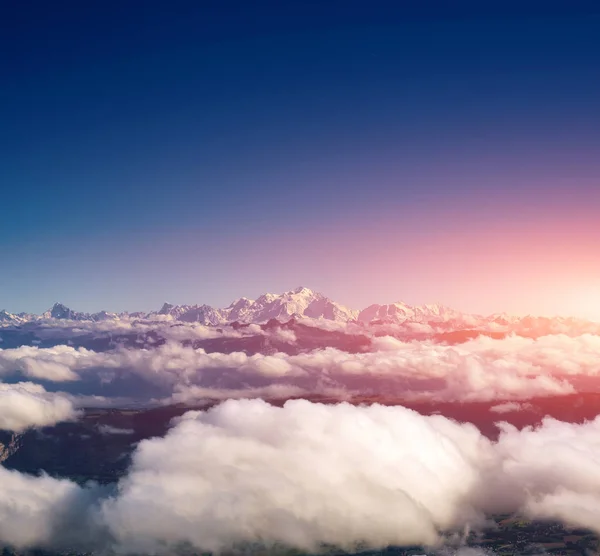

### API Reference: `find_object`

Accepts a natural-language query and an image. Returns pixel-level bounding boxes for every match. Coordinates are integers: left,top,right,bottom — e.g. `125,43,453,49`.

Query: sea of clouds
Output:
3,326,600,431
3,318,600,552
2,400,600,553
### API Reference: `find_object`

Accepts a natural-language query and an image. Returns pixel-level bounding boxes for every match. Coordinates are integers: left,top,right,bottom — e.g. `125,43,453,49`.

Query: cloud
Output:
270,327,297,344
0,382,79,432
0,317,301,350
489,402,532,414
7,333,600,403
167,383,347,405
484,416,600,530
97,405,600,552
0,466,84,549
9,315,600,552
6,401,600,552
98,400,489,553
98,425,135,435
0,345,86,381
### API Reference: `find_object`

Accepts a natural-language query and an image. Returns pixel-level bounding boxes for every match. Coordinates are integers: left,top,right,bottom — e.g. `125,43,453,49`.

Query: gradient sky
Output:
2,1,600,318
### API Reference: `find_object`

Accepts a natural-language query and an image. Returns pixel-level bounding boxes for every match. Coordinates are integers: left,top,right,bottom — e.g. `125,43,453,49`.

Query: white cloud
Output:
0,382,79,432
0,345,82,381
270,327,297,343
99,400,488,553
97,404,600,553
6,401,600,552
6,333,600,403
489,402,532,414
0,466,84,549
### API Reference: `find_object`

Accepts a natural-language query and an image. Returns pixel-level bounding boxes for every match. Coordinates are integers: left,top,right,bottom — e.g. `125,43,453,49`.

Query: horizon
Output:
3,284,599,322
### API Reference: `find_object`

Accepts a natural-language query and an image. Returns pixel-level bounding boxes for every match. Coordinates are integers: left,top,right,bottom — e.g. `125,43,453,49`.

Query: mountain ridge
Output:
2,287,585,327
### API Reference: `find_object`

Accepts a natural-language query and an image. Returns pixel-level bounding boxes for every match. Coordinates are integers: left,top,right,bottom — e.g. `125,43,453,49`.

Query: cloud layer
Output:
3,318,600,552
4,400,600,553
4,332,600,407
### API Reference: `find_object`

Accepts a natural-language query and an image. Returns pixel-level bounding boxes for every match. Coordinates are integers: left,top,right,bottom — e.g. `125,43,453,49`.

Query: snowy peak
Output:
0,310,21,324
156,303,194,320
145,287,357,325
91,310,119,321
226,297,255,322
1,288,508,327
6,289,461,327
178,305,225,325
40,303,121,323
44,303,79,320
357,302,461,324
238,286,357,323
291,286,314,295
158,302,175,315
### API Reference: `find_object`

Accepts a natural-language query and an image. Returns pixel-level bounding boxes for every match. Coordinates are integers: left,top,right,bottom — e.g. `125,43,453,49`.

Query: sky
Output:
2,1,600,318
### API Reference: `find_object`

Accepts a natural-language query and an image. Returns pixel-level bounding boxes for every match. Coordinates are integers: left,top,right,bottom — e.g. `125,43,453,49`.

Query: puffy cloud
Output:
458,416,600,534
0,465,110,552
270,327,297,344
96,405,600,552
0,466,84,549
0,345,86,381
0,382,79,432
0,344,269,386
6,333,600,403
6,401,600,552
98,400,490,553
370,335,406,351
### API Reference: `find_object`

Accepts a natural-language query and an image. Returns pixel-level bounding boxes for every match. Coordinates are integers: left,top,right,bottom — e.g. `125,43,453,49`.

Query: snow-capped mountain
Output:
6,287,588,329
90,310,121,321
40,303,120,323
230,286,358,323
156,302,229,325
154,287,359,325
357,301,463,324
0,310,22,324
43,303,81,320
167,304,226,326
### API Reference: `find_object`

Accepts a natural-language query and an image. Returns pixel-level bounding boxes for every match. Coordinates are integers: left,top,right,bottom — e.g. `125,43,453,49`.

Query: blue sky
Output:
2,1,600,316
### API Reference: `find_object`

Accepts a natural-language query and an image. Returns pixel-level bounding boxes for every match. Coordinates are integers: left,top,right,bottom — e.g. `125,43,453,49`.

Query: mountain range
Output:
0,286,515,326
